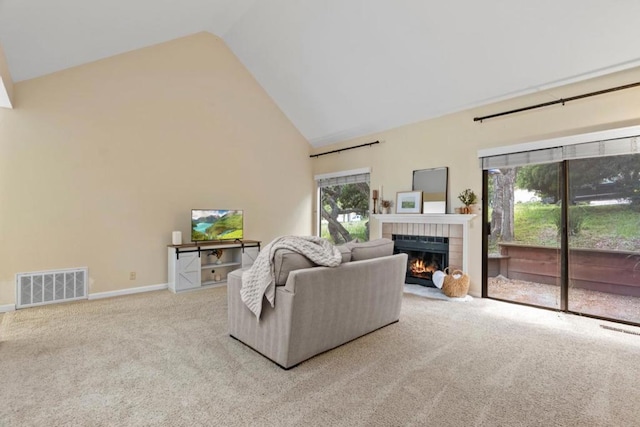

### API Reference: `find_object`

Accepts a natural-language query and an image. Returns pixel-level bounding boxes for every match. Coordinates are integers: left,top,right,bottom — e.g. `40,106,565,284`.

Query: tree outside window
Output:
319,182,370,243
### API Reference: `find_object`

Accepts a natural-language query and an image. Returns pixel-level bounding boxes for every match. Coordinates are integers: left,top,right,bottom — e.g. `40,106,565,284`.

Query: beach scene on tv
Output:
191,210,244,241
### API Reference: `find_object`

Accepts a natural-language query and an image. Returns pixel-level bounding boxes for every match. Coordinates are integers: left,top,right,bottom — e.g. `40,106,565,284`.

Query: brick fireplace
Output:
372,213,474,282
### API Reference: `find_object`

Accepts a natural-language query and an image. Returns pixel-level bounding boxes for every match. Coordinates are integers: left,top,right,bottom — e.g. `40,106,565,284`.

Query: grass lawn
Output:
321,219,369,243
512,202,640,251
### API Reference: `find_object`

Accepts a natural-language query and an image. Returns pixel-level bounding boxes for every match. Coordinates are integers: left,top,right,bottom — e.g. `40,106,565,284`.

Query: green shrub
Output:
553,206,586,236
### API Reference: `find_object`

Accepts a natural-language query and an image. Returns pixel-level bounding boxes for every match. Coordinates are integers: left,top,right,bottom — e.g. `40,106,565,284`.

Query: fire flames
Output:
410,259,433,275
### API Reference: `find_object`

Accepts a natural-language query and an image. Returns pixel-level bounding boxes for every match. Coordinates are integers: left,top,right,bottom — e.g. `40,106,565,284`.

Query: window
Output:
315,168,370,243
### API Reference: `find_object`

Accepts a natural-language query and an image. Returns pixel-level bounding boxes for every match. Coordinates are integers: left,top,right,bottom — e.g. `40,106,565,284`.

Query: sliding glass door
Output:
483,137,640,326
486,164,562,309
566,154,640,324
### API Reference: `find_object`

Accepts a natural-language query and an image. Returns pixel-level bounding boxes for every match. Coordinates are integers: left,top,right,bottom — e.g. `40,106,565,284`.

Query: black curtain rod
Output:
474,81,640,122
310,140,380,158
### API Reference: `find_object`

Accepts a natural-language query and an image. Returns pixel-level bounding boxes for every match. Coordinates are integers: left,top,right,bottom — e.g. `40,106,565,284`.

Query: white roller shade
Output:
563,137,639,160
481,136,639,170
481,147,563,169
315,168,370,188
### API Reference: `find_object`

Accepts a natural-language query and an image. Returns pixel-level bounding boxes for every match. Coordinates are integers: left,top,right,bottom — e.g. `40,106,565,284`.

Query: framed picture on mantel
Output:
396,191,422,214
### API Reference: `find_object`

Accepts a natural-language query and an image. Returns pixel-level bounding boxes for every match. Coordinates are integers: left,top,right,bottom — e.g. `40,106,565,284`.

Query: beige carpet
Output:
1,287,639,427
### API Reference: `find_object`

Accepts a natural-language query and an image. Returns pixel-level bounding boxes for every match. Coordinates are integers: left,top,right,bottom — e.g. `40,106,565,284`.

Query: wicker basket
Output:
441,267,470,298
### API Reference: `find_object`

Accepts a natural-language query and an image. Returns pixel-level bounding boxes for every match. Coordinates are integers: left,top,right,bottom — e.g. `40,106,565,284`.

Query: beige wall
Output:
0,32,313,306
311,66,640,296
0,42,14,107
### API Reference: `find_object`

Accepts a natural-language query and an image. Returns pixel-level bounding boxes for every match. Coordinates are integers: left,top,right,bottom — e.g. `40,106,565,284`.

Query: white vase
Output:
171,231,182,245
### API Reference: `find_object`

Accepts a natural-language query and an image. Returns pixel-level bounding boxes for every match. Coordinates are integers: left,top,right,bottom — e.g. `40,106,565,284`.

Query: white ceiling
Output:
2,0,640,147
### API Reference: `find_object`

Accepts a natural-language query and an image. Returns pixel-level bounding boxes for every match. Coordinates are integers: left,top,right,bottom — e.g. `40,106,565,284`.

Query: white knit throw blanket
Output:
240,236,342,320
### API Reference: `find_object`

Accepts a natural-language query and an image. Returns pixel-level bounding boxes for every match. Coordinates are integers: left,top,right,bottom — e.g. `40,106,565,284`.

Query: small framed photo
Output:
396,191,423,214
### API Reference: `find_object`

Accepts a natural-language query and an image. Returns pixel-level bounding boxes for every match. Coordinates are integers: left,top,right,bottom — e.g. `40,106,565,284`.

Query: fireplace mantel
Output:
371,213,475,225
371,213,477,274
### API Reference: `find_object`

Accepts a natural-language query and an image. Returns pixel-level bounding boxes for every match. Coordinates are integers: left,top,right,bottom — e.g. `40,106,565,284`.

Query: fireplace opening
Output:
393,234,449,287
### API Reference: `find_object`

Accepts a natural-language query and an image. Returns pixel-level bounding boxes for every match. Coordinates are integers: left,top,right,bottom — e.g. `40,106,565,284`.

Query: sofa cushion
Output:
273,243,353,285
335,244,352,263
273,249,316,285
349,238,394,261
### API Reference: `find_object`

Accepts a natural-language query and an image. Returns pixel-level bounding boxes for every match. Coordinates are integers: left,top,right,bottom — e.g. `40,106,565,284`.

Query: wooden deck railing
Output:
488,243,640,297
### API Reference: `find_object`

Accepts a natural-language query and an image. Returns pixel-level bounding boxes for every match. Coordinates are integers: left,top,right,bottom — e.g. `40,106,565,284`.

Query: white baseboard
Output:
88,283,168,300
0,304,16,313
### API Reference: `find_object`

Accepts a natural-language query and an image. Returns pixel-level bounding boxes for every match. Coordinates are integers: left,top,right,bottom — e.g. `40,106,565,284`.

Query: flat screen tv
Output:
191,209,244,242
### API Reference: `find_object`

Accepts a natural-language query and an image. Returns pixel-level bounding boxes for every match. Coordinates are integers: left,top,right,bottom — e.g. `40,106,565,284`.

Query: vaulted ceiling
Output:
2,1,640,147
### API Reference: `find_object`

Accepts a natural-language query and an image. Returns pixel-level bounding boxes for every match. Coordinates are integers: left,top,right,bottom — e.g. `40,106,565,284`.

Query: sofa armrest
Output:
227,269,296,367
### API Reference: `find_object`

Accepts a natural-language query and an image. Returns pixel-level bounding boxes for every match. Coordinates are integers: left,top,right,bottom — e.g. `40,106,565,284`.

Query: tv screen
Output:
191,209,244,242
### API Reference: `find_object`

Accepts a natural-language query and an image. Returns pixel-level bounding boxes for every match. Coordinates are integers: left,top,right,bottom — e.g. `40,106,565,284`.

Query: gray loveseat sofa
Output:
227,238,408,369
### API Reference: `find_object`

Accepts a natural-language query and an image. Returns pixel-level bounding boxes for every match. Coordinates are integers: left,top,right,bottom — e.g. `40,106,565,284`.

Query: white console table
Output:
167,240,260,293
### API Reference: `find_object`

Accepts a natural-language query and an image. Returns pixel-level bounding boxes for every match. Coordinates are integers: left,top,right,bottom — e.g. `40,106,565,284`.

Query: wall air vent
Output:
16,267,88,309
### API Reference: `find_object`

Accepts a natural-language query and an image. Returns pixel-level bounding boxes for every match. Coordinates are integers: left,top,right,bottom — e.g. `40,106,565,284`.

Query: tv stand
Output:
167,239,260,293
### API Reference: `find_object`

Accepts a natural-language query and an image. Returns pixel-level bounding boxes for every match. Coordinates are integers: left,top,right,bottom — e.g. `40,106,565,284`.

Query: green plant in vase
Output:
457,189,478,214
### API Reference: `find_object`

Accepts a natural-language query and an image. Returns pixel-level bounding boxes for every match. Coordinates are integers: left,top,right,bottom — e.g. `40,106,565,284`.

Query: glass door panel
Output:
567,154,640,324
486,164,562,309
